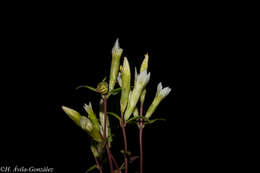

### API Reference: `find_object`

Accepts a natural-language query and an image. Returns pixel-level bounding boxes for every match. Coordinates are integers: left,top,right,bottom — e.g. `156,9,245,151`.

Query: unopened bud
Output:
97,81,108,95
120,57,131,114
62,106,82,127
140,53,149,72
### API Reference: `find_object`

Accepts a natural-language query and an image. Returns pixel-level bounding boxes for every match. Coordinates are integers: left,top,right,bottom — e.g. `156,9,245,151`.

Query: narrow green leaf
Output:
146,118,166,124
76,85,97,92
107,112,121,121
126,116,148,124
108,87,122,96
120,162,125,169
85,165,97,173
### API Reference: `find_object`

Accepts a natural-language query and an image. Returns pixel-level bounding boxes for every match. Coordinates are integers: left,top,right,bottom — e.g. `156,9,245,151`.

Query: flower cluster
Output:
61,39,172,173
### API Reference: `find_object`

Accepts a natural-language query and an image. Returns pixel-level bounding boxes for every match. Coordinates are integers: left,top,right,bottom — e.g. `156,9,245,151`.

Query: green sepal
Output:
76,85,97,92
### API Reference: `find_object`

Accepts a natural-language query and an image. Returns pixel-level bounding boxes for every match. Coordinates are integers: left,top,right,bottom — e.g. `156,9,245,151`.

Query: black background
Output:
0,3,241,173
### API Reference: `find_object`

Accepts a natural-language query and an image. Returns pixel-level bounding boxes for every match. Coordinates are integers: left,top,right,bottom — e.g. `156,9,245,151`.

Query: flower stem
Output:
139,102,144,173
103,95,114,173
94,157,103,173
110,151,120,171
120,120,128,173
139,127,143,173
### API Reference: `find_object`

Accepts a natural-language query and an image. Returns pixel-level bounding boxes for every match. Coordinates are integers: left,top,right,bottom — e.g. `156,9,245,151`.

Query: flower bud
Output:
120,57,131,114
109,39,123,92
140,53,149,72
62,106,82,127
97,81,108,95
124,70,150,120
145,82,171,119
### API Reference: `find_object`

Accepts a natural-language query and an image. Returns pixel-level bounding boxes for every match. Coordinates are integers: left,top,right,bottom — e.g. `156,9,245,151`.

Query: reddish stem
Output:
139,102,144,173
103,95,107,139
139,127,143,173
103,95,114,173
110,151,120,171
94,157,103,173
121,120,128,173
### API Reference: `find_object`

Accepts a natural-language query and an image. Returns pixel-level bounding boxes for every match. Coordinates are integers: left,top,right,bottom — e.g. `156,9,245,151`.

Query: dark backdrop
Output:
0,5,233,173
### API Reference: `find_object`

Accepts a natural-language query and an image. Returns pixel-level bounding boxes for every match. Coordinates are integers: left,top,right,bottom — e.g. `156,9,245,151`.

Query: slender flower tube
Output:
109,39,123,92
120,57,131,115
145,82,171,119
124,70,151,120
62,106,81,127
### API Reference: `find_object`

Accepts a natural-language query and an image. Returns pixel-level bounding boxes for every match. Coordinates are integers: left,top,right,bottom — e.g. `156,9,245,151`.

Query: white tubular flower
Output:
109,39,123,91
145,82,171,119
124,70,151,120
156,82,171,100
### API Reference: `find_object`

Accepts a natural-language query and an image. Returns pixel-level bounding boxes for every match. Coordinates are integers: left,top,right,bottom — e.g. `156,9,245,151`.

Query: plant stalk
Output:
120,120,128,173
110,151,120,171
94,157,103,173
139,127,143,173
139,102,144,173
103,95,114,173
